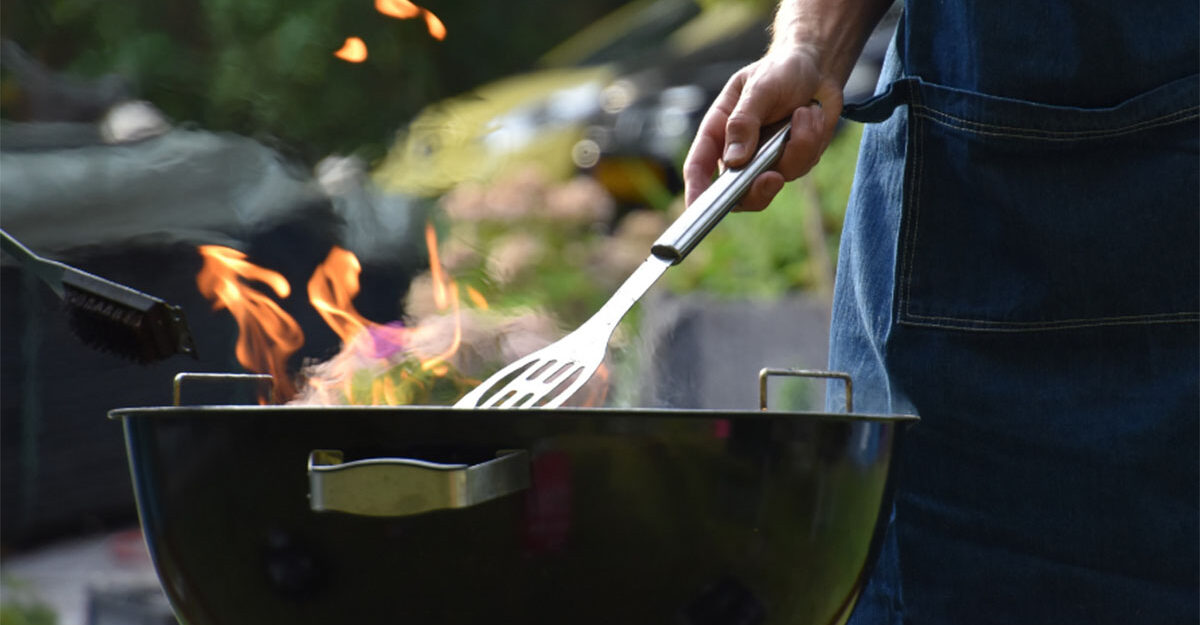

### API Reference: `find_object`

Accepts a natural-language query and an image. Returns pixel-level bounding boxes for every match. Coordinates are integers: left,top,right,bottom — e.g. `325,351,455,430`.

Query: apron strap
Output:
841,77,921,124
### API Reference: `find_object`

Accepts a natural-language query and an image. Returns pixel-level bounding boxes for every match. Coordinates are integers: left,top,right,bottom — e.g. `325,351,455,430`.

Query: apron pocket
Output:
894,74,1199,332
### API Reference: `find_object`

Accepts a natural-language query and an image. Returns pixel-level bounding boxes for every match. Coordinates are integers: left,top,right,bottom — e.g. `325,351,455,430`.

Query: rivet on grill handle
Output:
308,449,531,518
758,368,853,413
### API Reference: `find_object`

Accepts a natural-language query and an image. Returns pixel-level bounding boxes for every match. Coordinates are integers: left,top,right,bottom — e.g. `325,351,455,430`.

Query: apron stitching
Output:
905,310,1199,325
911,105,1199,140
899,312,1199,332
901,79,925,323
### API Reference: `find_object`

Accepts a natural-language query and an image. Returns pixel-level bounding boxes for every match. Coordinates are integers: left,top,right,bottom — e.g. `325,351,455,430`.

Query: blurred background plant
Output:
427,122,860,327
1,0,864,311
0,0,634,163
0,577,58,625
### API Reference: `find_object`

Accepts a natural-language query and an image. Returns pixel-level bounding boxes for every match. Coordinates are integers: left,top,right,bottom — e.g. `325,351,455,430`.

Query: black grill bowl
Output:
109,405,915,625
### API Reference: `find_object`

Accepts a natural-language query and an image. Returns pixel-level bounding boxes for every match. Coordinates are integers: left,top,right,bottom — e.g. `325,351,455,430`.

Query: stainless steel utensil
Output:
455,122,791,409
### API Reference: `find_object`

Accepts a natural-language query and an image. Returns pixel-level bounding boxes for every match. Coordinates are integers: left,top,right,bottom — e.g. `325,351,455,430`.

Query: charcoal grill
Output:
109,369,916,625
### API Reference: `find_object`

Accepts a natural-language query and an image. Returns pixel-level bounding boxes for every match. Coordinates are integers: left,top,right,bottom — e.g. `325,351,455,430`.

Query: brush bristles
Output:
63,287,146,327
62,284,196,364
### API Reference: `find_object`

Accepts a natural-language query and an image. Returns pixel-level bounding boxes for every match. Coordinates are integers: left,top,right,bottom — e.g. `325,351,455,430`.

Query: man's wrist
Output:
769,0,892,88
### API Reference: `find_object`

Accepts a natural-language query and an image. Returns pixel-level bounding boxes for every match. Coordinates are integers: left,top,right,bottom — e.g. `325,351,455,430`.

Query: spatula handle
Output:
651,120,790,264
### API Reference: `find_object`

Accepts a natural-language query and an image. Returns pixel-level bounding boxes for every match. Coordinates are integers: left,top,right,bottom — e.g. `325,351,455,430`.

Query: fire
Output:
196,224,611,408
425,222,451,309
376,0,420,19
307,246,366,341
413,222,462,369
337,1,445,67
465,285,489,310
306,245,412,360
195,224,477,405
578,364,610,407
418,280,462,372
335,37,368,63
196,246,304,401
374,0,446,41
308,247,380,344
423,10,447,41
296,227,470,404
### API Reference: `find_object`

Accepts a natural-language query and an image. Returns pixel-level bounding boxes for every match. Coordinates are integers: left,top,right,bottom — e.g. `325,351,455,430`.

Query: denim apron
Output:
830,4,1199,624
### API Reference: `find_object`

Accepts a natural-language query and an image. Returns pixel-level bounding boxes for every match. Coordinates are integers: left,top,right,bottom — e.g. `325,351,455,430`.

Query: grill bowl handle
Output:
758,368,853,413
308,449,531,517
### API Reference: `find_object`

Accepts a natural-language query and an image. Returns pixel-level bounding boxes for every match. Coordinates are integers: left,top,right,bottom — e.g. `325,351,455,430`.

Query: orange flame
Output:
307,246,370,343
196,246,303,401
419,281,462,372
579,363,611,407
335,37,368,63
188,222,627,409
295,227,476,403
374,0,446,41
425,223,451,310
465,285,489,310
376,0,420,19
307,245,408,356
411,223,464,370
423,10,447,41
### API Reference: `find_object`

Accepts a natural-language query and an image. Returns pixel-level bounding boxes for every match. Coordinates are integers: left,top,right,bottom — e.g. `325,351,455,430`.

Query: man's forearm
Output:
770,0,894,90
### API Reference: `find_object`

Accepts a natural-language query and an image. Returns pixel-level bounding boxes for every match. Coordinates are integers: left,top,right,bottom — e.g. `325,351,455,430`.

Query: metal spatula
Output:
455,122,791,409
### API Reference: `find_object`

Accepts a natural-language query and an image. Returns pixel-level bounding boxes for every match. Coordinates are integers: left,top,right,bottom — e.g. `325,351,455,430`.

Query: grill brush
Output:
1,228,197,364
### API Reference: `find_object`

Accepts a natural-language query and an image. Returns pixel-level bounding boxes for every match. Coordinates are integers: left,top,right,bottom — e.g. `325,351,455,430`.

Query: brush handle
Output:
0,229,66,297
650,120,791,264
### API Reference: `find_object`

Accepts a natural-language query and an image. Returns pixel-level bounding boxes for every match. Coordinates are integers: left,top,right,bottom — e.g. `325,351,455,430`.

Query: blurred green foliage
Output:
0,577,57,625
429,123,863,330
432,171,631,325
3,0,863,305
0,0,626,162
0,604,55,625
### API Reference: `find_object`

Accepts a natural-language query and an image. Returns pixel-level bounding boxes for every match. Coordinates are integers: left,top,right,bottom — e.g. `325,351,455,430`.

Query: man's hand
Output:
683,46,843,212
682,0,893,211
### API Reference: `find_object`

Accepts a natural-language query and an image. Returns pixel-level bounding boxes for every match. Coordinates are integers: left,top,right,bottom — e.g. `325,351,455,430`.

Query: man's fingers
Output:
683,157,717,206
683,112,726,205
684,50,845,212
683,72,747,204
775,103,826,180
733,171,786,213
711,68,768,169
722,58,811,168
723,96,766,168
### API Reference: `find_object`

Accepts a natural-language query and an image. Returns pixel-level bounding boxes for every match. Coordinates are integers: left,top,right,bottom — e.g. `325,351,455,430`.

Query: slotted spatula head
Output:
454,323,606,409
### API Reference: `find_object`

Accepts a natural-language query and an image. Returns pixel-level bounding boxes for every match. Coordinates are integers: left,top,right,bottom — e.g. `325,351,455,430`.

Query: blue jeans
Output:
833,24,1200,625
